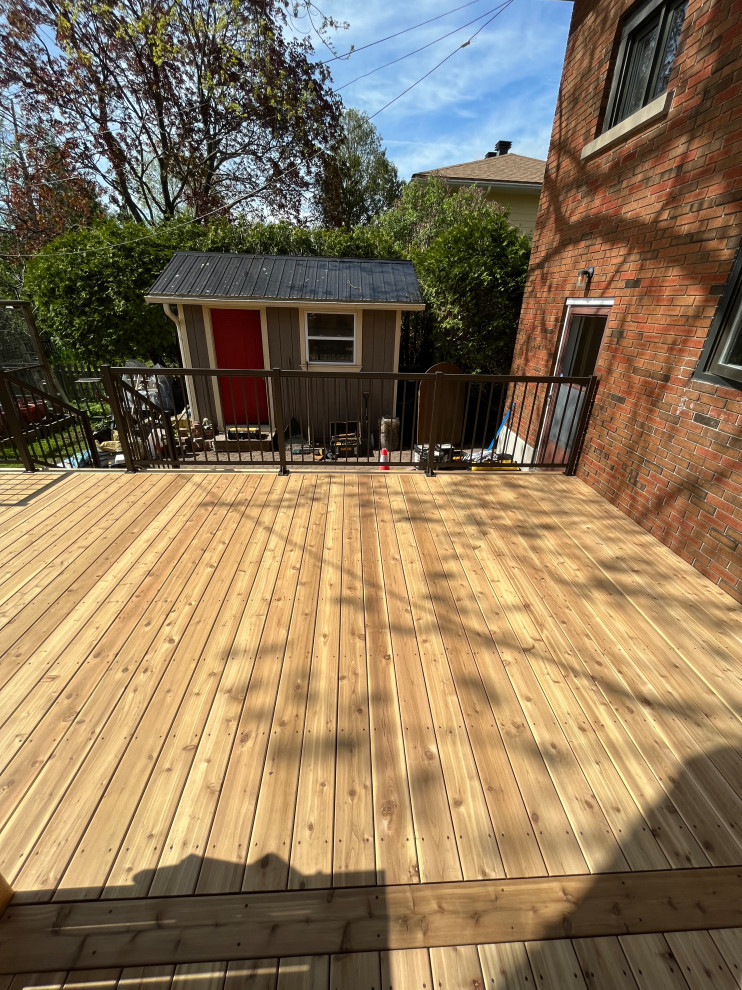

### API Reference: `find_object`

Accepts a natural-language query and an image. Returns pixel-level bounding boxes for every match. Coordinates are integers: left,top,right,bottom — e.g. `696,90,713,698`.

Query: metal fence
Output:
0,367,100,469
101,367,599,476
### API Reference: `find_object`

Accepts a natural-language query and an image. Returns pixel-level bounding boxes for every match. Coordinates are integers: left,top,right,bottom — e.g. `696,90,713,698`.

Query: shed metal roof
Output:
146,252,424,308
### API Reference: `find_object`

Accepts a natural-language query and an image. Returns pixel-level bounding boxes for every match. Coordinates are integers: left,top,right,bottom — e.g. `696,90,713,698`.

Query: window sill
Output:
304,363,362,372
693,370,742,392
581,90,673,161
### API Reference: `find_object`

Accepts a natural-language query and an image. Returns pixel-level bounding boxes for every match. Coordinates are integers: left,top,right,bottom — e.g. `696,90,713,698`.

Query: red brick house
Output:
512,0,742,601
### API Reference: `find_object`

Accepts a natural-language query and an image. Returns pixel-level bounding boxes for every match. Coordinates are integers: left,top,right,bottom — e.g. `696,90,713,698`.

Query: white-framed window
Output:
604,0,688,131
306,312,356,364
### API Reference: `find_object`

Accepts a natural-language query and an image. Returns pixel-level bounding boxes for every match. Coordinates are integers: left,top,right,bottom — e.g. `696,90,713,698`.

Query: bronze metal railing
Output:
101,367,599,477
0,368,100,470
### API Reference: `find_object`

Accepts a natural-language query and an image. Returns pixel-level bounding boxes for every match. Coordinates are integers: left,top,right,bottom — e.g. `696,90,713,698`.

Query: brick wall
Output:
513,0,742,601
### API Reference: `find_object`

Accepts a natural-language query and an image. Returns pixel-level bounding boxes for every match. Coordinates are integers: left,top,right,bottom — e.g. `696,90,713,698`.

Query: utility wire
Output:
370,0,514,119
322,0,490,62
337,1,511,93
0,0,517,260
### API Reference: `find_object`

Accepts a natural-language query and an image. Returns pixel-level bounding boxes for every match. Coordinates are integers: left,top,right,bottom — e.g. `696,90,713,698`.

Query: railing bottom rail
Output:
94,367,599,478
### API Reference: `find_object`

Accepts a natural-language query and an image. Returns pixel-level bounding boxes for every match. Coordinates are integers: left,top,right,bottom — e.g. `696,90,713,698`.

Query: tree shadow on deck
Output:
3,749,742,988
0,852,386,989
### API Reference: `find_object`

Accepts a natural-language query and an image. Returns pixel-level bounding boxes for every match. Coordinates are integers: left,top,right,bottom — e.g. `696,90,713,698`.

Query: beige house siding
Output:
482,188,541,238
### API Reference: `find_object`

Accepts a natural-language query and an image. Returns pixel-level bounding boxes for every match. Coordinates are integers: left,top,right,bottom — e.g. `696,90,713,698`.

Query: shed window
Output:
605,0,687,130
306,312,355,364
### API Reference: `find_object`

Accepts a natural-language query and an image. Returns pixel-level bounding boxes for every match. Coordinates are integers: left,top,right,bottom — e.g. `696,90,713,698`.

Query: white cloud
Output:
304,0,573,178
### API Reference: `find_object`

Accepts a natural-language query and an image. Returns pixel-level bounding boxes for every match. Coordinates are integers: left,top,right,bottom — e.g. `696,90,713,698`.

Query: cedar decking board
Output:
0,471,741,986
5,867,742,969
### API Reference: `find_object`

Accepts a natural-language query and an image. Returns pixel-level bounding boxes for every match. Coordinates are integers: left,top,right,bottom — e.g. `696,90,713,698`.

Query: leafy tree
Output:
315,109,401,229
412,207,530,373
22,216,398,364
1,0,342,223
378,176,531,372
0,104,103,293
378,174,497,253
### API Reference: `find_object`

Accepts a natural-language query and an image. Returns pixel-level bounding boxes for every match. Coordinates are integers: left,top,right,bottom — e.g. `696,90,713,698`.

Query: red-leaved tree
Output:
0,0,343,224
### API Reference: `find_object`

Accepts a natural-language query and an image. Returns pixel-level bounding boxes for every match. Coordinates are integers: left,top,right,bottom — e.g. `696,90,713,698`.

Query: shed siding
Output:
182,305,218,423
361,309,396,372
361,310,396,437
266,307,301,370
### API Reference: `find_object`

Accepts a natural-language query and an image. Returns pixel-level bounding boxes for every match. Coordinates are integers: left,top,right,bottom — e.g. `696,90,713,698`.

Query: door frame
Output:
203,305,270,431
536,297,613,460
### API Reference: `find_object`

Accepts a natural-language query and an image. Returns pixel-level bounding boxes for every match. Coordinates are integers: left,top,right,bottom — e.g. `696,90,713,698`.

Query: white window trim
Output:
301,308,363,370
536,299,613,455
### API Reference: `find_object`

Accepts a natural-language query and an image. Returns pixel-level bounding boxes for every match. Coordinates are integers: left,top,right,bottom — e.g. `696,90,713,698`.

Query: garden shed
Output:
145,252,424,442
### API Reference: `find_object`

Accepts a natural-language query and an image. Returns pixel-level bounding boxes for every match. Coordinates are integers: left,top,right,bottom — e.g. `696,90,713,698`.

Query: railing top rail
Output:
1,370,87,416
104,366,596,387
0,362,44,373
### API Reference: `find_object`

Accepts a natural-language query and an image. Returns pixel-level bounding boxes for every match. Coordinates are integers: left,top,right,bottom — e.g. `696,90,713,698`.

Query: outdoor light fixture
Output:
577,266,595,287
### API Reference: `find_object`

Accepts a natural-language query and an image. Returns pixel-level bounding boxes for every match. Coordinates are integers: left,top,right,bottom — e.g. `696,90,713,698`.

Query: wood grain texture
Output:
3,868,742,973
0,472,741,982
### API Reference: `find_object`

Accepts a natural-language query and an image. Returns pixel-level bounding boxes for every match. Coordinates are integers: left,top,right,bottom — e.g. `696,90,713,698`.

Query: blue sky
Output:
302,0,574,179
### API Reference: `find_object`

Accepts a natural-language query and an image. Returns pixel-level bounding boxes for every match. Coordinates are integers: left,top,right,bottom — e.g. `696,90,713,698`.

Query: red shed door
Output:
210,308,269,424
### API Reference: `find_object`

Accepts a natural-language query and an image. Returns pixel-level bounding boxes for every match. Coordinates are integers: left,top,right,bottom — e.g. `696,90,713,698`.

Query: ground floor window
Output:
698,246,742,387
306,312,356,364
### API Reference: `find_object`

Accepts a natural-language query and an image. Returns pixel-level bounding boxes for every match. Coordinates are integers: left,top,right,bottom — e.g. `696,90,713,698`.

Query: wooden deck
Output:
0,468,741,988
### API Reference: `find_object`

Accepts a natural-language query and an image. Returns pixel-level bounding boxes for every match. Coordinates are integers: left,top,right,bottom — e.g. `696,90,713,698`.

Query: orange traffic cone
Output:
379,448,390,470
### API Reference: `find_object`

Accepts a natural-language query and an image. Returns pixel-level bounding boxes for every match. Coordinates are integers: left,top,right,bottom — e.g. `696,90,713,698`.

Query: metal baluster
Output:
272,369,288,476
565,376,599,476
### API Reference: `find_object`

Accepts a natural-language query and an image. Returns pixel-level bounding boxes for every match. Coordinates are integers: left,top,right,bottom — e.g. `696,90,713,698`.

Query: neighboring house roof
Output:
412,153,546,190
146,252,424,309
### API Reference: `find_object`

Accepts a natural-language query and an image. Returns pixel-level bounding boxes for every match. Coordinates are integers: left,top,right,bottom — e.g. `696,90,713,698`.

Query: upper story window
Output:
698,248,742,387
605,0,688,130
306,312,355,364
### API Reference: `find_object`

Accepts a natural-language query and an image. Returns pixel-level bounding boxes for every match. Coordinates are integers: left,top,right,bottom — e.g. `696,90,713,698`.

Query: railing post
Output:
0,371,35,471
565,376,600,476
79,410,101,468
425,371,442,478
162,406,180,469
271,368,289,476
101,366,137,472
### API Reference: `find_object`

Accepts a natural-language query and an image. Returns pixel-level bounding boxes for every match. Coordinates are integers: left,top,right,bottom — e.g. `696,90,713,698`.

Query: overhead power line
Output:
337,1,512,93
369,0,515,119
322,0,490,63
0,0,518,260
